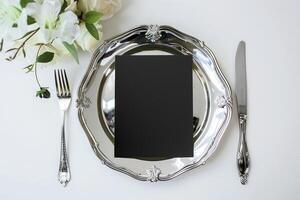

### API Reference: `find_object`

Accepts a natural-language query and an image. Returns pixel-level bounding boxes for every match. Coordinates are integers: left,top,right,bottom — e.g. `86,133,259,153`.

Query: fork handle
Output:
58,111,71,187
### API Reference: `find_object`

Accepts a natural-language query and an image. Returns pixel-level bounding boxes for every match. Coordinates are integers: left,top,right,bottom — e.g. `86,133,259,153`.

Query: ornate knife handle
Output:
58,111,71,187
237,114,250,185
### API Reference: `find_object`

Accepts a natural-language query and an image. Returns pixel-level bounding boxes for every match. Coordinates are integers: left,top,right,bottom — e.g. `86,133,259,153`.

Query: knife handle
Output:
237,114,250,185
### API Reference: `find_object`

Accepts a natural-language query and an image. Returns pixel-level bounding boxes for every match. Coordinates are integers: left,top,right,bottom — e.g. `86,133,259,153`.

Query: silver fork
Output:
54,69,71,187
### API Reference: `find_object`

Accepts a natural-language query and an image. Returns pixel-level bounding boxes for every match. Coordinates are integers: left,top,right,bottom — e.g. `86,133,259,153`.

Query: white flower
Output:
78,0,121,20
26,0,62,42
56,11,80,44
15,8,39,38
0,0,21,39
26,0,80,44
76,23,102,51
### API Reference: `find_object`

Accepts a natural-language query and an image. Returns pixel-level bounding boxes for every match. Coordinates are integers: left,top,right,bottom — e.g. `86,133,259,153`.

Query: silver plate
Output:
77,25,232,182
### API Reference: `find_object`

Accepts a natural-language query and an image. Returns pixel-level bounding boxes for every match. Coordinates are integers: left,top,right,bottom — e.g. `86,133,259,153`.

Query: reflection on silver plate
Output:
77,25,232,181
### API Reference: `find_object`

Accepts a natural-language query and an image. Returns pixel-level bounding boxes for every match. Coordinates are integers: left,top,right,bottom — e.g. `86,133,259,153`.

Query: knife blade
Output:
235,41,250,185
235,41,247,115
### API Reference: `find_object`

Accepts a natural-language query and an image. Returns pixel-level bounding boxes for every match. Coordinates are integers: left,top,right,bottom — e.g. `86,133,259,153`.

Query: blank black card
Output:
115,55,193,158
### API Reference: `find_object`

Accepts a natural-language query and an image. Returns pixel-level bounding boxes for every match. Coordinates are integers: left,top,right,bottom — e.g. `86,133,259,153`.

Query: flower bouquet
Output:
0,0,121,98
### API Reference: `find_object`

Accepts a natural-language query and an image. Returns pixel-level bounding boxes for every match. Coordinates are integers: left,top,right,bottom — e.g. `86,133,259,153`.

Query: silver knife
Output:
235,41,250,185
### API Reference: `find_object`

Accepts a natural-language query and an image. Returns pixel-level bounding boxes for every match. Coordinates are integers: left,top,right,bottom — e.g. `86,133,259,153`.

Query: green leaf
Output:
27,16,36,25
20,0,34,8
37,51,54,63
63,42,79,64
23,64,34,73
85,23,99,40
36,87,51,98
85,11,102,24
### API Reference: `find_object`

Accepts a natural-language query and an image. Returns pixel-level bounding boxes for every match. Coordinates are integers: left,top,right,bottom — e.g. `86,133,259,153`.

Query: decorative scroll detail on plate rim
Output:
76,92,91,109
145,25,162,42
216,95,232,108
146,165,161,182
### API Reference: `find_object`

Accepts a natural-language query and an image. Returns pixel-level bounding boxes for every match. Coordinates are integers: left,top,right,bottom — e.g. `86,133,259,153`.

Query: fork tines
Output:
54,69,71,97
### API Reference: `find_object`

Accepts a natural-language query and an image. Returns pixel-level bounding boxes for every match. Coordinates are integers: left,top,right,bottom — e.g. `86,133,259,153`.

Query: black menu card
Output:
115,55,193,158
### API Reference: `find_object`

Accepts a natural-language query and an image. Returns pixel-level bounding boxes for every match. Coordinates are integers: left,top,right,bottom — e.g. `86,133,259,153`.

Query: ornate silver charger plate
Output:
77,25,232,182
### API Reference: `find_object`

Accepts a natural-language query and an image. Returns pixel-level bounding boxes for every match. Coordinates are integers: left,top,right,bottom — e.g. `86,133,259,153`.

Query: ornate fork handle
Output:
58,111,71,187
237,114,250,184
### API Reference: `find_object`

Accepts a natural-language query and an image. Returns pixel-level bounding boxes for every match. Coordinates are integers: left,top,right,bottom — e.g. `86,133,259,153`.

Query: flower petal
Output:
76,22,102,51
77,0,122,20
57,11,80,44
26,0,62,42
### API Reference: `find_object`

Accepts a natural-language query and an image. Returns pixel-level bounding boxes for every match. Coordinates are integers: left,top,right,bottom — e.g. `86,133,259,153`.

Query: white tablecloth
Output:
0,0,299,199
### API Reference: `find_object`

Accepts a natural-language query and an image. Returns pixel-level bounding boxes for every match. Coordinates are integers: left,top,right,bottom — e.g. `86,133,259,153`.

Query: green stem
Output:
34,44,43,88
8,28,40,60
34,39,55,88
0,39,3,51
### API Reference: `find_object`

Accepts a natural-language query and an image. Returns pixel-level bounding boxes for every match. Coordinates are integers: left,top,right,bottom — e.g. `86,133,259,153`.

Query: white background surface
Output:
0,0,299,199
